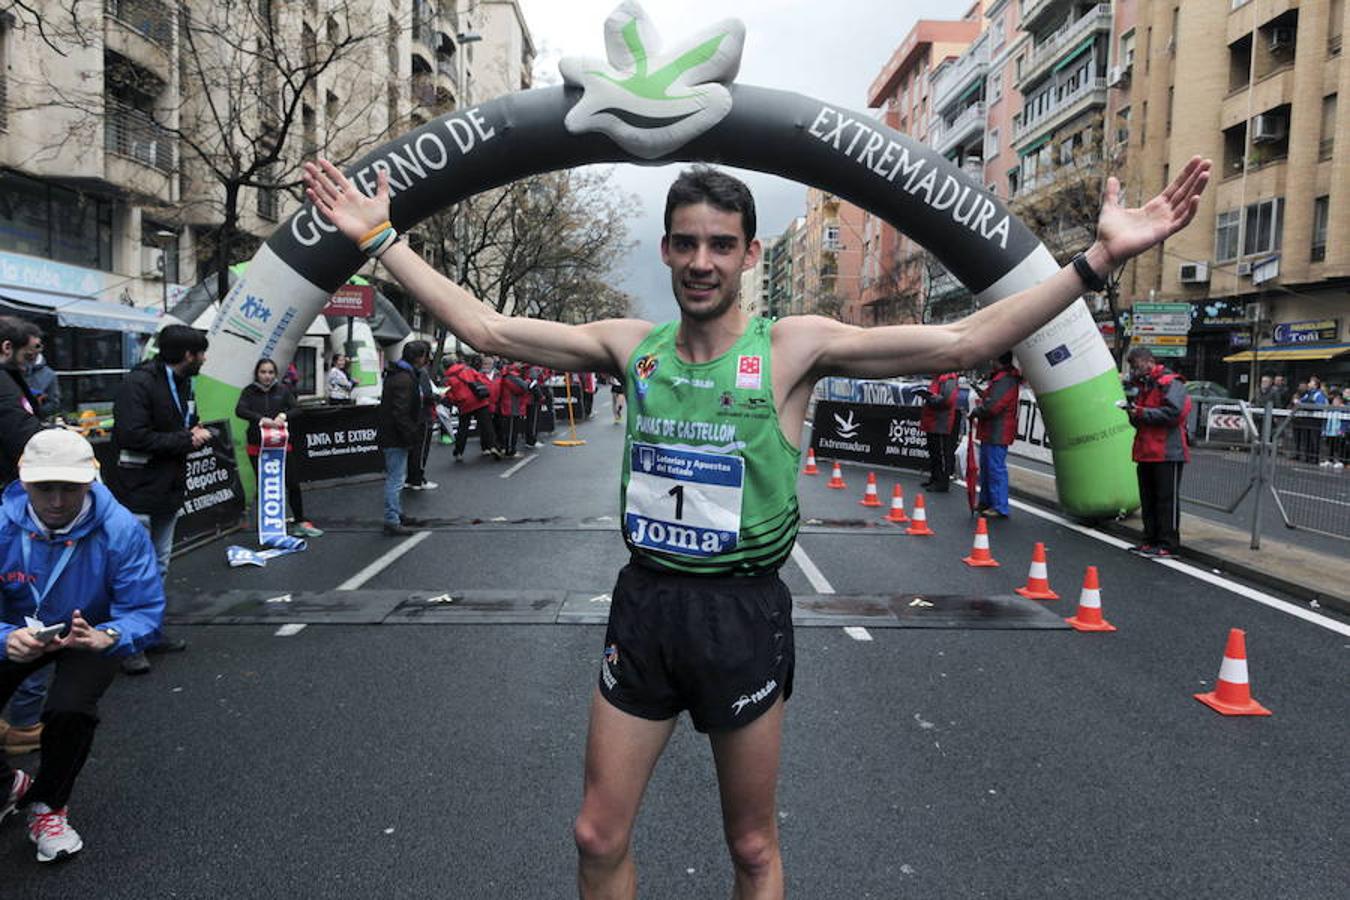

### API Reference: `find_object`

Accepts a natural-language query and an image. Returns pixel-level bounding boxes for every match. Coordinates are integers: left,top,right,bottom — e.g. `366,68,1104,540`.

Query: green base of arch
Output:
1037,369,1139,520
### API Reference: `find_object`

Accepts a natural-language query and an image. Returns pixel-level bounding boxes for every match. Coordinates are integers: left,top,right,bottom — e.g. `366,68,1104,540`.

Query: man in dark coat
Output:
107,325,211,673
919,371,961,492
378,340,430,535
0,316,43,486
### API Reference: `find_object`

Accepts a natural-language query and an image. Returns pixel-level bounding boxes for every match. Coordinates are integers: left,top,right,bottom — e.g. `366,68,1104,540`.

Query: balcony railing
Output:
437,54,457,81
412,18,437,53
412,75,436,107
104,0,174,48
931,35,990,114
103,100,175,173
0,70,7,133
932,102,986,156
1015,77,1107,142
1020,4,1110,88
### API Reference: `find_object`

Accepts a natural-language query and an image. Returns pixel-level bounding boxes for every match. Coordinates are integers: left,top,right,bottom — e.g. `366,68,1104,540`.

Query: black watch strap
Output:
1071,252,1108,292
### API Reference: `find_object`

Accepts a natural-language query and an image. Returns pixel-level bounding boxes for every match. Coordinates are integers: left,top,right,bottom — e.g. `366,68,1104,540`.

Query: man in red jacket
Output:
492,361,532,458
443,355,500,461
970,353,1022,519
919,371,961,492
1124,346,1191,557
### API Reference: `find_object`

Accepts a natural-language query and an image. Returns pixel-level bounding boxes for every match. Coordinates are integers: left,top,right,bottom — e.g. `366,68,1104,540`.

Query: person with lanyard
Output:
234,358,322,537
107,324,211,675
0,428,164,863
377,340,431,536
304,153,1209,898
970,352,1023,519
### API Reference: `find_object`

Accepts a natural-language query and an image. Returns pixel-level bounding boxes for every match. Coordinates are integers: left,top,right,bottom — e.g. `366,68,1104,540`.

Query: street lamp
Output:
448,29,481,358
153,228,177,313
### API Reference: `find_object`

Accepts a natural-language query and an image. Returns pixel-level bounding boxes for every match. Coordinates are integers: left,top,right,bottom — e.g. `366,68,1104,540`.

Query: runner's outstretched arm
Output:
302,160,649,375
802,156,1211,379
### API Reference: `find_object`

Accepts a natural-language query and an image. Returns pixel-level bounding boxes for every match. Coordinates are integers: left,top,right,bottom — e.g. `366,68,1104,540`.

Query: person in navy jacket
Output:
0,428,164,862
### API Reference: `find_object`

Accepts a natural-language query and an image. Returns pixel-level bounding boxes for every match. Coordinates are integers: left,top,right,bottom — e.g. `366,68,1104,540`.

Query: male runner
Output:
304,155,1210,899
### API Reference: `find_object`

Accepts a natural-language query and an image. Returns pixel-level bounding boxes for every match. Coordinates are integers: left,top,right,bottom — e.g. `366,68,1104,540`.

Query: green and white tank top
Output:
620,317,801,576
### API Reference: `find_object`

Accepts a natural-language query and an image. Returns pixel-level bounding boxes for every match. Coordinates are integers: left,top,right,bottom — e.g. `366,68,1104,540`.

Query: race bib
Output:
625,442,742,557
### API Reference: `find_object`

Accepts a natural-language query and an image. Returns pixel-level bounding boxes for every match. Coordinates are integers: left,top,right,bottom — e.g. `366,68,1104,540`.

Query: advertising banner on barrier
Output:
1009,386,1054,464
810,401,930,471
286,405,385,482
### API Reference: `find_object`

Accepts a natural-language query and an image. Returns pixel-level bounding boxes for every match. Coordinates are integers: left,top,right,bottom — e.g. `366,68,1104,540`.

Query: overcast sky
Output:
515,0,968,319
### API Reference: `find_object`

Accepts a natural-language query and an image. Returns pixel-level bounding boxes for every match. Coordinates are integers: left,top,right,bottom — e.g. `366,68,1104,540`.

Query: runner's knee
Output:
573,813,630,864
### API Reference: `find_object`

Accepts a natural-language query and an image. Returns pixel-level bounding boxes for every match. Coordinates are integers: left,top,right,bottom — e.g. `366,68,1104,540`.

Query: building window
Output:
1311,195,1329,261
1242,197,1284,256
0,13,8,133
1214,209,1241,262
989,69,1002,104
993,18,1006,50
0,171,114,271
987,127,999,157
1320,94,1337,160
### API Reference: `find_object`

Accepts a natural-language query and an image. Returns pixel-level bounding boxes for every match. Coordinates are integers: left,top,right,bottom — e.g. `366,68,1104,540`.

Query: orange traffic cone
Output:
826,462,846,489
884,484,910,524
905,494,934,535
803,448,819,476
1194,628,1272,716
859,472,882,507
1014,542,1059,600
1064,566,1115,631
961,518,1000,567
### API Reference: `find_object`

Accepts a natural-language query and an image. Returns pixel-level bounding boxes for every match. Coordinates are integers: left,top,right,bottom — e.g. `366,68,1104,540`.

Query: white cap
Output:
18,429,99,484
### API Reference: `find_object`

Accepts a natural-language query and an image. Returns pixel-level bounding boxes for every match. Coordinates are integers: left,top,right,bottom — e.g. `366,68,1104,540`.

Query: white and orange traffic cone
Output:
802,448,819,476
1014,542,1059,600
1064,566,1115,632
905,494,934,535
961,518,1000,567
1194,628,1272,716
826,462,847,490
884,484,910,524
859,472,882,507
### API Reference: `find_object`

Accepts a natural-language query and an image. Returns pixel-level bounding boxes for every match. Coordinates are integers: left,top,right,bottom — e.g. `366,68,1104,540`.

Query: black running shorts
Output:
597,561,795,733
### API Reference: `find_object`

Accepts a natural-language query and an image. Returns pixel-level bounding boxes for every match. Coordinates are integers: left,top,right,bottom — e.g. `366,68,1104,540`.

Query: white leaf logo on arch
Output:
560,1,745,160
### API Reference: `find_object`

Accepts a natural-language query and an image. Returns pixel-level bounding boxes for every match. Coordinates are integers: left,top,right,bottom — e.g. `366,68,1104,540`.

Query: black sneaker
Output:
146,637,187,654
399,515,429,527
121,653,151,676
383,523,414,536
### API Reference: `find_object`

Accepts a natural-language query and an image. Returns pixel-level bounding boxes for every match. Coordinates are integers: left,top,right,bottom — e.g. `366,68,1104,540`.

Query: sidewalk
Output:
1006,465,1350,617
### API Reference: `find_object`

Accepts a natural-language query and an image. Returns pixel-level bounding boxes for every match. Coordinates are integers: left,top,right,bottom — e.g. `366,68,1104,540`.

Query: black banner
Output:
810,401,931,472
287,404,384,482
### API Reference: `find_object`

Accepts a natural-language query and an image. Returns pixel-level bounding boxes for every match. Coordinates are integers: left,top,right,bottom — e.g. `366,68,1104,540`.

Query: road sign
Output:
1133,302,1191,315
1134,334,1188,346
1145,346,1186,357
1134,317,1190,334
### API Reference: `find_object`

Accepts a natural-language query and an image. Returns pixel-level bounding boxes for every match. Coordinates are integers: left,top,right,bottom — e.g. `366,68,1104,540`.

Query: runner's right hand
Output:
302,158,391,246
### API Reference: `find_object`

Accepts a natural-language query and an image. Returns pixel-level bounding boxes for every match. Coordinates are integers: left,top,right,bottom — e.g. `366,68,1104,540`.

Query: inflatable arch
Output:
199,3,1137,518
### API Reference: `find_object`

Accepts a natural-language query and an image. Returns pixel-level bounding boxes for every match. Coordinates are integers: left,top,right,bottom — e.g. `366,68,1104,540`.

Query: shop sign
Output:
1193,299,1248,327
1272,318,1339,345
322,284,375,317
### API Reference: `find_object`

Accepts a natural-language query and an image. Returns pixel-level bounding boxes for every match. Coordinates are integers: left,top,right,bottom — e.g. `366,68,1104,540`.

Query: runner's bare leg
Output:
710,697,786,899
575,687,678,900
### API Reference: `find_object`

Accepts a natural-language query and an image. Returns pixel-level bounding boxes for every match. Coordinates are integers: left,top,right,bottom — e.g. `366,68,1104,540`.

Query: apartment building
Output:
802,188,866,322
739,249,768,318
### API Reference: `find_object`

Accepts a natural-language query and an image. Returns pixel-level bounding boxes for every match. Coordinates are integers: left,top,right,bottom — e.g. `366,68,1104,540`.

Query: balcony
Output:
1015,77,1107,144
104,0,173,82
104,0,172,47
932,102,986,157
931,33,990,115
1020,0,1072,36
1018,4,1110,90
411,18,437,61
412,75,437,108
104,100,174,173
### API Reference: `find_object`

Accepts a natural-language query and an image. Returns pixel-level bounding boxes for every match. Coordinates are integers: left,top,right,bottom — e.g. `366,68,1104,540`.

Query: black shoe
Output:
919,480,934,488
928,485,950,493
121,653,151,676
399,515,429,527
383,523,414,536
146,637,187,654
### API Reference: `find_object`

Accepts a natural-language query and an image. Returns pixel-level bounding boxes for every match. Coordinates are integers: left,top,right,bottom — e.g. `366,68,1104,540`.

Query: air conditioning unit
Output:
1107,66,1124,86
1178,261,1210,284
141,246,165,278
1269,26,1295,51
1252,113,1286,143
1235,260,1253,276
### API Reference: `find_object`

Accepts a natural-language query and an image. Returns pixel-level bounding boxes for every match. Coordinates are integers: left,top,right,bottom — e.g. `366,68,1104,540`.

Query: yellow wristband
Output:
359,220,392,244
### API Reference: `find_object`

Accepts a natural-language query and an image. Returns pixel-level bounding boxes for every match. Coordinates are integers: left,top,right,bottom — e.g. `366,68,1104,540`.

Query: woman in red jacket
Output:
492,361,532,458
442,355,500,460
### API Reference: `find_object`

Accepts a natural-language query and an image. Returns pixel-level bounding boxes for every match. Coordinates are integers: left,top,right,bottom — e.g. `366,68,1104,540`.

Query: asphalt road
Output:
4,415,1347,898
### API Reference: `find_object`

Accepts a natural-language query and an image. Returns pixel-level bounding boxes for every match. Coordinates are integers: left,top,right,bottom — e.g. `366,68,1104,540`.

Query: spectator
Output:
107,324,211,674
24,352,60,420
610,372,626,423
1294,376,1329,463
0,316,44,485
403,357,439,491
1321,394,1346,469
522,363,549,448
580,371,597,419
492,360,531,458
1124,346,1191,557
970,353,1022,519
0,429,164,863
443,355,500,461
377,340,431,536
919,371,961,492
1254,374,1276,405
281,360,300,390
234,358,322,537
326,353,355,402
1270,374,1290,408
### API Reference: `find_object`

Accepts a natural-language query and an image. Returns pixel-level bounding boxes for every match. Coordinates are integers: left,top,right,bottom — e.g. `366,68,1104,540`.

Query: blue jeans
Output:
3,669,49,728
134,510,180,582
978,443,1010,515
383,448,408,525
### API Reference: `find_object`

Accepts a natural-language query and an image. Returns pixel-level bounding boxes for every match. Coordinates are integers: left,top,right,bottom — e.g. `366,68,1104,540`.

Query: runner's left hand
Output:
1092,156,1211,270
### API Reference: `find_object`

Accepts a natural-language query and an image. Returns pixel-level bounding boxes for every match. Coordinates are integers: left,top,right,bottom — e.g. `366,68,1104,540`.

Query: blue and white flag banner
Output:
226,422,306,567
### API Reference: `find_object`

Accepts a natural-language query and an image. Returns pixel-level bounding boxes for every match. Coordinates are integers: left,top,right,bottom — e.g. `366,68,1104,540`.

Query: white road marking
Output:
1005,495,1350,638
588,594,611,604
274,623,306,637
426,593,455,604
265,593,292,604
791,542,835,594
501,454,539,479
843,626,873,641
336,531,431,591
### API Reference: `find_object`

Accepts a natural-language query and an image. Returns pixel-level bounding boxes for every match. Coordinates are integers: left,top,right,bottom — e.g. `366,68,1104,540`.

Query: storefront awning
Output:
1017,134,1051,157
0,286,164,333
1222,342,1350,363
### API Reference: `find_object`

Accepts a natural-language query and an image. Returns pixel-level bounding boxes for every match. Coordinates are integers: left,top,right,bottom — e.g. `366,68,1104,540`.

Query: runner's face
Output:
661,203,760,323
24,481,92,530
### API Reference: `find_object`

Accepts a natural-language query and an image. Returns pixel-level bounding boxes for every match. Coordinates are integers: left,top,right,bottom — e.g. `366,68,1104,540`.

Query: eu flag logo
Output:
1045,344,1072,367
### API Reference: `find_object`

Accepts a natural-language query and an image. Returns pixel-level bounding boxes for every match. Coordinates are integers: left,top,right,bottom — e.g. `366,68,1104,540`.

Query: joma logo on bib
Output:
629,517,729,554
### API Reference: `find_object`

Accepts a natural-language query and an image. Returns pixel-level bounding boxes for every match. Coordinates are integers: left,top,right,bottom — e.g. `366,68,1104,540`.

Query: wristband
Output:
1071,251,1108,292
361,227,397,257
358,220,392,245
372,234,404,260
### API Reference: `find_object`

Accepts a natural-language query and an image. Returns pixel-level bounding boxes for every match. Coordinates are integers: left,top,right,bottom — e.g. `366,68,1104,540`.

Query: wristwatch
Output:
1071,251,1108,292
99,626,121,644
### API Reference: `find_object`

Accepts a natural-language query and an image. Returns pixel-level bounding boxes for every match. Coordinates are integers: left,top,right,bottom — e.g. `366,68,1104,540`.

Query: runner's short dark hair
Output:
664,166,757,242
158,324,209,363
0,315,42,354
402,340,431,364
